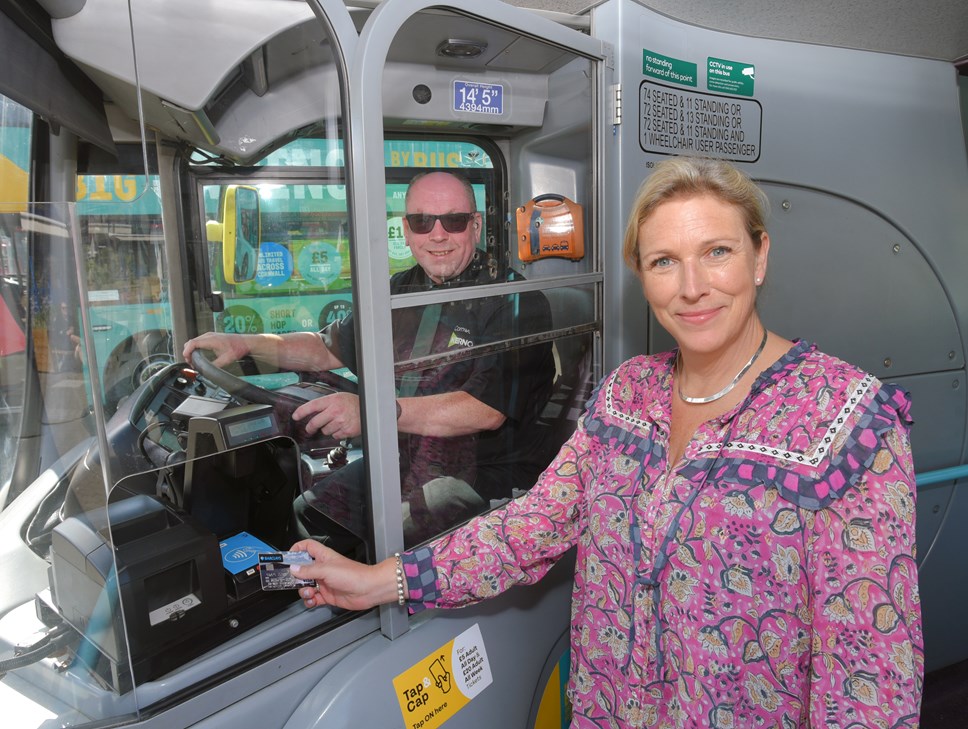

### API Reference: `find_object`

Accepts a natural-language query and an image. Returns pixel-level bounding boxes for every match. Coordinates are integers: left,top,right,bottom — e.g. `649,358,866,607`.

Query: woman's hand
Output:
289,539,402,611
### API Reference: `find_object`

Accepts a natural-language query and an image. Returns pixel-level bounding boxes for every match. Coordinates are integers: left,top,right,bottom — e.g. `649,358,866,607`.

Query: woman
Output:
290,158,923,727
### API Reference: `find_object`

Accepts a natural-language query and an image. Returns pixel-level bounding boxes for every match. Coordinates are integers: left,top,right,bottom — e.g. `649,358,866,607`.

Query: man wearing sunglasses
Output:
184,171,555,546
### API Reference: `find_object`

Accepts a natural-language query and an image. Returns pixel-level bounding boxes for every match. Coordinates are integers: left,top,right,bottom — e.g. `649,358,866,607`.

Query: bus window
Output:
195,138,495,340
76,169,173,415
0,93,30,495
200,180,353,339
1,96,100,492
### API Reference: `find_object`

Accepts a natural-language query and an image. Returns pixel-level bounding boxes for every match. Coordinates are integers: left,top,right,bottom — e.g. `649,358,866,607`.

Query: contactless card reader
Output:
220,531,276,600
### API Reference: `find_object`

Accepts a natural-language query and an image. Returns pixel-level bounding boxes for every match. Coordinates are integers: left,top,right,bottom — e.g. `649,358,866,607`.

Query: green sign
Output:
643,49,697,88
707,57,755,97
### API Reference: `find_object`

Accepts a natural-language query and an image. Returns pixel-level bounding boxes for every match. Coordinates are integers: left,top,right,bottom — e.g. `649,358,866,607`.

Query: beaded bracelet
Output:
394,552,405,606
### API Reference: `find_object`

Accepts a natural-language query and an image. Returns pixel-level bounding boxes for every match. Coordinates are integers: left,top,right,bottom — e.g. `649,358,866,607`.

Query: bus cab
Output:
0,0,965,727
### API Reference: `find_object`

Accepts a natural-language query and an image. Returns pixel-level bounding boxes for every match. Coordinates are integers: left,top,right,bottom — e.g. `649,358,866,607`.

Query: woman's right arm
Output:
290,540,403,611
288,422,590,613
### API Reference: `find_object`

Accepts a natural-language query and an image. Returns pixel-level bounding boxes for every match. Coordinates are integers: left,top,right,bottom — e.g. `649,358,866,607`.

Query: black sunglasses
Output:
404,212,476,234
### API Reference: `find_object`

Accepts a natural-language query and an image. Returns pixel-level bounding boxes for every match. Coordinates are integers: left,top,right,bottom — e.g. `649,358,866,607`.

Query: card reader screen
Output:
225,414,276,445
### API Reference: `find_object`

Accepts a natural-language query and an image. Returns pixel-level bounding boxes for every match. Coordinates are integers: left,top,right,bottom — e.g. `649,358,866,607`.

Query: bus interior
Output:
0,0,966,727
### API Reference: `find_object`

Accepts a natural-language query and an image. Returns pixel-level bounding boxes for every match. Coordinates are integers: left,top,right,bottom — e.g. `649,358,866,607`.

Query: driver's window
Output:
374,6,599,547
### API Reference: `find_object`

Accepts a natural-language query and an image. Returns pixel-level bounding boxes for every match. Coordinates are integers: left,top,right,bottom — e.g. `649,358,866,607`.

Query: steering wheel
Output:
295,368,360,395
189,349,358,443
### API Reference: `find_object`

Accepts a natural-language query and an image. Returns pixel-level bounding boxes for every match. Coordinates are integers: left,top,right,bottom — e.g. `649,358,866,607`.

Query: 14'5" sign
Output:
453,80,504,116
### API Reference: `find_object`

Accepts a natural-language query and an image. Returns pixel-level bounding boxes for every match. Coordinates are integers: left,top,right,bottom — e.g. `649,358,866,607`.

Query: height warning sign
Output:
639,81,762,162
393,624,493,729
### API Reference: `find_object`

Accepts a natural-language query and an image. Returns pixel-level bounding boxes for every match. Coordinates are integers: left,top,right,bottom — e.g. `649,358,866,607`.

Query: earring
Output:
755,277,762,284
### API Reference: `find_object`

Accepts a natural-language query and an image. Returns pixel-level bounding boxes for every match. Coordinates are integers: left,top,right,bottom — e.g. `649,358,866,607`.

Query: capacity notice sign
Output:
393,623,493,729
639,81,762,162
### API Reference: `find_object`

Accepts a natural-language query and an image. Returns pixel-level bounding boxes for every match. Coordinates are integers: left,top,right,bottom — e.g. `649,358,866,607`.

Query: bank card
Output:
258,551,316,590
260,550,314,566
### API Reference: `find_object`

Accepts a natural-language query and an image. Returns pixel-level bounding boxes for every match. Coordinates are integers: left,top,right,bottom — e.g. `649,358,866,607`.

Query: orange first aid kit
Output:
516,193,584,262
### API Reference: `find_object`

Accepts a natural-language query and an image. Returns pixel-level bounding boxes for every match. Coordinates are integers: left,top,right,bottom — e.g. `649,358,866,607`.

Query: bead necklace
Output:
676,329,768,405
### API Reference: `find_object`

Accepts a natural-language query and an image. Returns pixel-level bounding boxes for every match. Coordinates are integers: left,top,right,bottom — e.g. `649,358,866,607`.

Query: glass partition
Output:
0,0,357,725
21,437,329,703
374,6,602,545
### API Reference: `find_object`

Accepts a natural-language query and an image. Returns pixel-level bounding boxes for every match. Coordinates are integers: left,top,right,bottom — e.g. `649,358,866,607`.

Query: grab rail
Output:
917,465,968,487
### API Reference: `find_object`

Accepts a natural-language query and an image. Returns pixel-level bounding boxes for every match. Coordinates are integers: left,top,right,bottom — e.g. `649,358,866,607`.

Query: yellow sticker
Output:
393,623,492,729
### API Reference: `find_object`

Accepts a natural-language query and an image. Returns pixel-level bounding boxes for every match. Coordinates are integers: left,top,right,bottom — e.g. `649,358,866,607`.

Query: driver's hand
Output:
293,392,362,440
182,332,251,368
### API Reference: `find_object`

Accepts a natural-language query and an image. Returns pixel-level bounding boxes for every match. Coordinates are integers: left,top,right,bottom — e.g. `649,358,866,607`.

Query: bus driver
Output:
183,171,556,545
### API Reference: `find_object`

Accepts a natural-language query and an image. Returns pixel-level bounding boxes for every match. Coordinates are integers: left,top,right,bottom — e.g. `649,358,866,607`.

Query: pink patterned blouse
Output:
403,340,922,728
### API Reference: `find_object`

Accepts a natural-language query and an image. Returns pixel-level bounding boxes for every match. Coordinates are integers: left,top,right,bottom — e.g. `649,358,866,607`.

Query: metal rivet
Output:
954,379,961,390
892,243,901,254
949,351,956,360
781,200,791,211
883,358,892,368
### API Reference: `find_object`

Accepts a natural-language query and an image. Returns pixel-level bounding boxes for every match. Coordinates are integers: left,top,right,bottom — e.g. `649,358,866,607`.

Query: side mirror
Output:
220,185,260,284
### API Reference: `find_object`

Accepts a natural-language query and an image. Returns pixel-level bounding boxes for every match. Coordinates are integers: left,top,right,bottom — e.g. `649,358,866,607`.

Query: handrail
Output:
916,465,968,487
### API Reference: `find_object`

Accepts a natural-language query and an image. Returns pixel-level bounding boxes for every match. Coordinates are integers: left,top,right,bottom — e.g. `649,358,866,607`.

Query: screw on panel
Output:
954,379,961,390
412,85,432,105
892,243,901,254
883,358,892,368
949,351,956,360
781,200,791,211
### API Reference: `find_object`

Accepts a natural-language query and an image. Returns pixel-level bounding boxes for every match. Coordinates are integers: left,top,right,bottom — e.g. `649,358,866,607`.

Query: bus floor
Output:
922,659,968,727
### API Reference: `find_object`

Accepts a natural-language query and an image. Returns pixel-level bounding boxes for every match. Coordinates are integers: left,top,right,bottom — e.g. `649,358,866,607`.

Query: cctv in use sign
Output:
707,56,755,97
